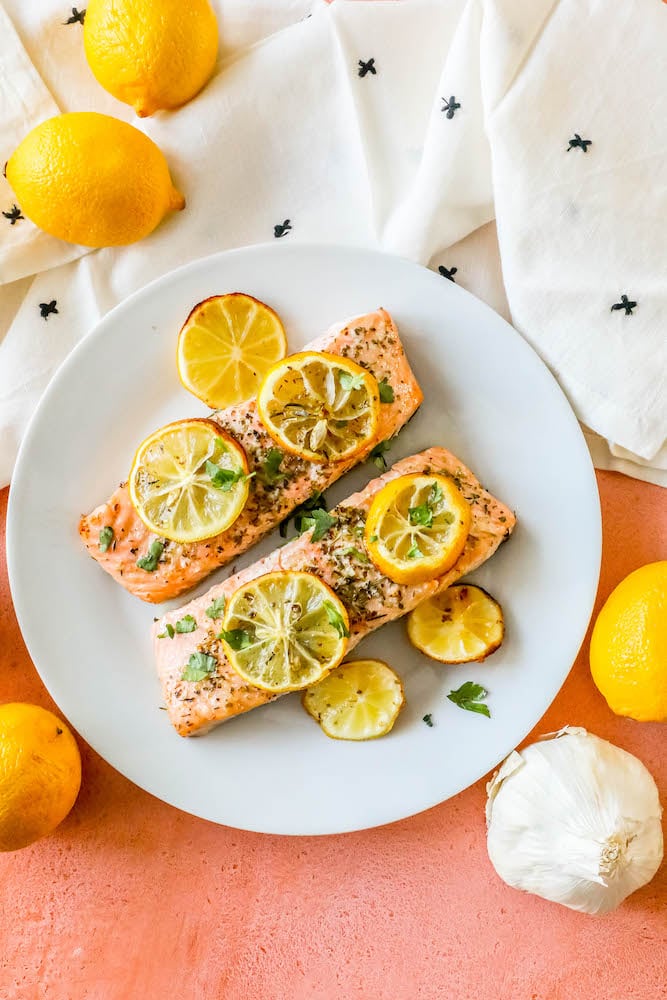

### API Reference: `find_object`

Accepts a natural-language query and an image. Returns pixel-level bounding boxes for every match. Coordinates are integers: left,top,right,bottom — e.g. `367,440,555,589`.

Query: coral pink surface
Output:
0,474,665,1000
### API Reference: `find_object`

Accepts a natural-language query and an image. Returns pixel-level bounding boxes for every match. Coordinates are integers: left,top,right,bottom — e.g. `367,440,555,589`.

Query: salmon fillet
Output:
79,309,422,603
154,448,516,737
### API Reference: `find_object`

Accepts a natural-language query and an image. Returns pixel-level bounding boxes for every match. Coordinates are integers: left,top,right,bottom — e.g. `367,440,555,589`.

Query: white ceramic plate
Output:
7,244,601,835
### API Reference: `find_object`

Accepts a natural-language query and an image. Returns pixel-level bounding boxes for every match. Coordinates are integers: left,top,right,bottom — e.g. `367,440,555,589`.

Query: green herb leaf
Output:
181,651,218,682
339,371,365,391
219,628,252,651
158,623,175,639
324,600,350,638
340,546,369,563
368,440,391,470
205,595,226,619
369,533,379,543
408,503,433,528
174,614,197,634
430,481,444,504
258,448,288,486
378,379,395,403
280,491,327,538
447,681,490,718
136,539,164,572
407,541,423,560
205,460,251,492
300,507,336,542
99,526,115,553
422,713,434,727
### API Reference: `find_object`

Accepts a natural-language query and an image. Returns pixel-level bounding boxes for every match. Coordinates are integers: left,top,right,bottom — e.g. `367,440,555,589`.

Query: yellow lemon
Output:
6,112,184,248
0,704,81,852
407,584,504,663
302,659,405,740
590,561,667,722
84,0,219,117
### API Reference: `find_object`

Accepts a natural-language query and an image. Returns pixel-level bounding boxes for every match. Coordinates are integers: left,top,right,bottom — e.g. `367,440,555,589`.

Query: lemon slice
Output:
257,352,380,463
221,571,350,692
365,473,471,585
302,659,405,740
128,419,250,543
177,293,287,408
407,585,504,663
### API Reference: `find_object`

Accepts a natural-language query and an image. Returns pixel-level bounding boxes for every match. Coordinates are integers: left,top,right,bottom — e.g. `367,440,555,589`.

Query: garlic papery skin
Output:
486,727,663,915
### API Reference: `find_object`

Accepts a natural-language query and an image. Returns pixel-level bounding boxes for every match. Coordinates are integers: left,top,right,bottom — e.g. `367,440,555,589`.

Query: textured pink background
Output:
1,473,665,999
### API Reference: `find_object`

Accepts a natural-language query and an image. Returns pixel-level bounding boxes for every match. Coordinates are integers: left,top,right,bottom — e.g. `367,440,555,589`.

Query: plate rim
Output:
6,241,602,835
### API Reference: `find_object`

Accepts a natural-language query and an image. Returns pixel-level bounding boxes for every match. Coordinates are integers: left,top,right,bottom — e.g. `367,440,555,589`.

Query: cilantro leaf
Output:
368,440,391,470
205,460,251,492
430,481,444,505
340,546,369,563
174,614,197,634
447,681,490,718
218,628,252,651
158,623,175,639
181,651,217,682
407,541,423,560
99,526,115,553
136,539,164,572
339,371,365,391
422,713,434,727
378,379,395,403
300,507,336,542
258,448,288,486
324,600,350,638
408,503,433,528
205,595,226,619
280,491,327,538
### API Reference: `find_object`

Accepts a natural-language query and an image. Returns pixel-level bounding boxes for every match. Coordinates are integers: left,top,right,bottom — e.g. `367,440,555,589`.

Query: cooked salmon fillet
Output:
79,310,422,603
154,447,516,737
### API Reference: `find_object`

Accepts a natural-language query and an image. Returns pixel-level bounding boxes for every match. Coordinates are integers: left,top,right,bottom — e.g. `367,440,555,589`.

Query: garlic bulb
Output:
486,727,663,914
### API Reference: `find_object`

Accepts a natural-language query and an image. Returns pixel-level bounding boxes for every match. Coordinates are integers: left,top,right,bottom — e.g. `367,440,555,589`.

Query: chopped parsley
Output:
340,546,369,563
181,651,217,682
339,370,366,391
205,595,226,619
257,448,288,486
205,460,252,492
300,506,336,542
98,526,115,553
369,533,379,543
136,539,164,572
324,601,350,638
406,541,423,560
219,628,252,651
408,503,433,528
174,614,197,634
447,681,490,718
378,379,395,403
422,713,434,727
368,440,391,470
280,491,328,538
158,623,175,639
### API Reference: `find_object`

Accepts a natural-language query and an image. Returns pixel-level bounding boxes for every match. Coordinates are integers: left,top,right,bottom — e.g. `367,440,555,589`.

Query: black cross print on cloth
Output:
39,300,58,320
274,220,291,238
2,204,23,225
567,133,592,152
438,265,457,282
358,58,376,78
64,7,86,24
611,294,637,315
441,96,460,119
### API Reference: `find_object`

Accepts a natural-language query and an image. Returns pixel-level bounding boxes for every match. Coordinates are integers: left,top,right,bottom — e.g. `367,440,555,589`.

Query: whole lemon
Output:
590,561,667,722
84,0,219,117
0,703,81,852
6,113,184,247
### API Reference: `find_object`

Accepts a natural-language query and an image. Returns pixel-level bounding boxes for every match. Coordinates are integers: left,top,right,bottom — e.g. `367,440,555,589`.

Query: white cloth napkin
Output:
1,0,666,487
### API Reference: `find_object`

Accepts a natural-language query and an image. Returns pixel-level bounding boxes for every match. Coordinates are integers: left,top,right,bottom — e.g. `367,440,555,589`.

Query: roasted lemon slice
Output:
407,584,504,663
220,571,350,692
257,352,380,463
302,658,405,740
128,419,250,543
177,293,287,408
365,473,471,585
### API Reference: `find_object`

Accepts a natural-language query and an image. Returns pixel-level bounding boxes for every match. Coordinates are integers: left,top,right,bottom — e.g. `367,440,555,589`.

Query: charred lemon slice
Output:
365,473,471,585
177,293,287,408
128,419,250,543
302,658,405,740
257,351,380,463
220,571,350,692
408,584,504,663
